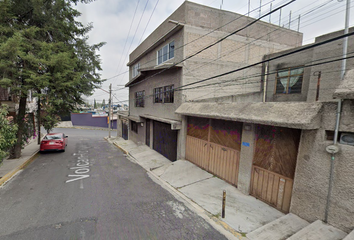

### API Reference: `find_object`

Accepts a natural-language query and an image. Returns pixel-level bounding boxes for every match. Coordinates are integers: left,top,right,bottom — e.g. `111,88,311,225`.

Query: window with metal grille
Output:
135,90,145,107
164,85,174,103
157,41,174,65
275,67,304,94
131,121,138,133
154,87,163,103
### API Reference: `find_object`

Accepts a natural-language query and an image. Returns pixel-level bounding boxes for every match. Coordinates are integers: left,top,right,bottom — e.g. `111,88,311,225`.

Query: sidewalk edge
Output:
109,138,248,240
0,151,39,186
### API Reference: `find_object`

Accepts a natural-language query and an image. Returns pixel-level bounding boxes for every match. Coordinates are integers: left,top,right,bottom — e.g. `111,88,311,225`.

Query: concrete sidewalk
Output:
106,136,285,240
0,136,41,186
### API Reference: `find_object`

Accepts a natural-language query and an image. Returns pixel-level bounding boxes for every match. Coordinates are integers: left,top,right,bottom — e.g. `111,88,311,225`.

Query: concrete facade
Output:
125,1,302,161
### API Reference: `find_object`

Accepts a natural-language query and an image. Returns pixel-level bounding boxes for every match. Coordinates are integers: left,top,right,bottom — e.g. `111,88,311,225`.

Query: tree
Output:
102,99,106,107
0,105,18,162
0,0,105,158
94,99,97,109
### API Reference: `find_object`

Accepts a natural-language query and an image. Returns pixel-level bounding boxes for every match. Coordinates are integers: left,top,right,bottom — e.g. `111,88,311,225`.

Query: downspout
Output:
263,61,268,102
324,0,350,223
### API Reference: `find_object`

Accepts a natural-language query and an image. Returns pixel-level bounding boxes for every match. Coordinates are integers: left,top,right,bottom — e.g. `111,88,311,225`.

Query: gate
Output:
250,125,300,213
122,120,128,140
185,117,241,187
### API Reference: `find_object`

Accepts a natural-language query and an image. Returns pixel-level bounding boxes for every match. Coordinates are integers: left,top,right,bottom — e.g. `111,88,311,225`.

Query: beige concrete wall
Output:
181,23,300,101
238,123,256,195
291,100,354,232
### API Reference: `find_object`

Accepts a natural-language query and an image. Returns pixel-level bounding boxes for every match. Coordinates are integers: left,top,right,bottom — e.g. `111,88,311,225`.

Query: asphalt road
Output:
0,128,227,240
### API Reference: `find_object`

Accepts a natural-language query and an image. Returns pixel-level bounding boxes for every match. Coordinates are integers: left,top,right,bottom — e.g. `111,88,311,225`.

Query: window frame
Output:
275,66,304,94
163,85,174,103
154,87,163,103
157,41,175,65
135,90,145,107
132,63,140,78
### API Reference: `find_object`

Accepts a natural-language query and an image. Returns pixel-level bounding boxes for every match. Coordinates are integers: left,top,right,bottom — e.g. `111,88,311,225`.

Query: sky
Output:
75,0,353,106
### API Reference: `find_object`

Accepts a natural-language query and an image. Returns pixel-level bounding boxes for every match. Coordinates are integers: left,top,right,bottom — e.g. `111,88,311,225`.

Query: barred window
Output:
135,90,145,107
275,67,304,94
164,85,174,103
154,87,163,103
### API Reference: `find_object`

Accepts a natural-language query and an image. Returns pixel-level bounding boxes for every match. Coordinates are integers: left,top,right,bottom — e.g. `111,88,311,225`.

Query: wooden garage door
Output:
153,121,178,161
186,117,241,187
250,125,300,213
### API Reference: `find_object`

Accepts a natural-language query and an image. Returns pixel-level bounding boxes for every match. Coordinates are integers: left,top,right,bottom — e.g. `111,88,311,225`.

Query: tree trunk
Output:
37,92,41,144
9,95,27,159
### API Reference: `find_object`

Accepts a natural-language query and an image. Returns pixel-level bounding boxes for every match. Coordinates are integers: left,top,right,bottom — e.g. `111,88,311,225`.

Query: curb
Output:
0,151,39,186
107,137,247,240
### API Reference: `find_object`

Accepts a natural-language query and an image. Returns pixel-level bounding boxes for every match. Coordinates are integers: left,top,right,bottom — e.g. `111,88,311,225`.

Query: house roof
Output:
125,64,182,87
333,69,354,99
175,102,323,129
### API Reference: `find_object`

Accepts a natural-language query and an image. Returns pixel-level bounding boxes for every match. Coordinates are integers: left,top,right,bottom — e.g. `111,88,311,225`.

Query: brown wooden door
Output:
153,120,177,161
250,125,300,213
185,117,241,187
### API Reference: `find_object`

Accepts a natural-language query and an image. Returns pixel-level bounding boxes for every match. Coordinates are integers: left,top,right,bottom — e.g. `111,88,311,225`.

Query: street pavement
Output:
0,128,228,240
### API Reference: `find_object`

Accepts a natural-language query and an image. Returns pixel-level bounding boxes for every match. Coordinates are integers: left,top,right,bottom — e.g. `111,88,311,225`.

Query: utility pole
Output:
108,83,112,138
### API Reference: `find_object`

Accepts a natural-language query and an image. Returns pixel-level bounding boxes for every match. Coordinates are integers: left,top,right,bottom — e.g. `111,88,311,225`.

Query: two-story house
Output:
176,27,354,233
124,1,302,162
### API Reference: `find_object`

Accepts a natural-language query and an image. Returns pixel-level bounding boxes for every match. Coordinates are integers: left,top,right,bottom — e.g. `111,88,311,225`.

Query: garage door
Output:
153,121,178,161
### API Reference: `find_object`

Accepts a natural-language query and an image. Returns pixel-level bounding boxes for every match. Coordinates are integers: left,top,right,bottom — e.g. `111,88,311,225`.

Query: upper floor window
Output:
132,63,140,78
135,90,145,107
164,85,174,103
154,87,163,103
154,85,174,103
157,41,174,65
275,67,304,94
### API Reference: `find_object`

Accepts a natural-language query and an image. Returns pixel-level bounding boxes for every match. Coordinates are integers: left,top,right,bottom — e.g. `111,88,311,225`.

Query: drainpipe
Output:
324,0,350,223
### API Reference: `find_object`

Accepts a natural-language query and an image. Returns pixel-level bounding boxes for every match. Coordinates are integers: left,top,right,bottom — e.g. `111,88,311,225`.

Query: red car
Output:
40,133,68,152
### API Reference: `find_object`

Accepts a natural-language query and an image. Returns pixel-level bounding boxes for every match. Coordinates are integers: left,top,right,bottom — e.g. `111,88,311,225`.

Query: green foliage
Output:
0,105,18,162
41,111,60,134
94,99,97,109
0,0,105,157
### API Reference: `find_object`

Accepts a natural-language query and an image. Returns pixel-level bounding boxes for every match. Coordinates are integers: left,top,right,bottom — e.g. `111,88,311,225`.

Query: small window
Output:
135,90,145,107
275,67,303,94
154,87,163,103
131,121,138,133
164,85,174,103
132,63,140,78
157,41,175,65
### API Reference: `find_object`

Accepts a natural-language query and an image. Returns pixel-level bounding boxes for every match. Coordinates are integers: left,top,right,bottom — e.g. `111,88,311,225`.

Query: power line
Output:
122,31,354,104
138,0,159,44
105,0,279,81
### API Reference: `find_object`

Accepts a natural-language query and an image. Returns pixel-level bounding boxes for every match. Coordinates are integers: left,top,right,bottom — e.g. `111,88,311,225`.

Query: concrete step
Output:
287,220,347,240
247,213,309,240
343,229,354,240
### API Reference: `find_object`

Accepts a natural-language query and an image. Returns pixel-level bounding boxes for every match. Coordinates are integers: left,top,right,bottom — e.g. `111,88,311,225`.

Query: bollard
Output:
222,190,226,218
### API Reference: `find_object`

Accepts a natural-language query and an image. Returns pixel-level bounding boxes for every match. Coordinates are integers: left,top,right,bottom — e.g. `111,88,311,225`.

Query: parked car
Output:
40,133,68,152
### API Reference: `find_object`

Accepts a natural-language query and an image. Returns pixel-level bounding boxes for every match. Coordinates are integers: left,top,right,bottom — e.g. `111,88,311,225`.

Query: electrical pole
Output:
108,83,112,138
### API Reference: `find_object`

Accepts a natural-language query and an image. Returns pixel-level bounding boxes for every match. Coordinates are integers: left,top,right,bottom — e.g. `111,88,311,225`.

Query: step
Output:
247,213,309,240
343,229,354,240
287,220,347,240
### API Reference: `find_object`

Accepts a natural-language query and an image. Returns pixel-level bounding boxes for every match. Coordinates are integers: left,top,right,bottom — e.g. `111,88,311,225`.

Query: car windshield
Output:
44,134,62,140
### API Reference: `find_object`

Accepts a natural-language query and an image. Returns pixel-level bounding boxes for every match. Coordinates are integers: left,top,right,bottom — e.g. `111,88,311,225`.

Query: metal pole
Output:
279,8,282,26
325,0,350,223
269,3,272,23
108,83,112,138
289,11,292,29
297,15,301,32
222,190,226,218
248,0,250,17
